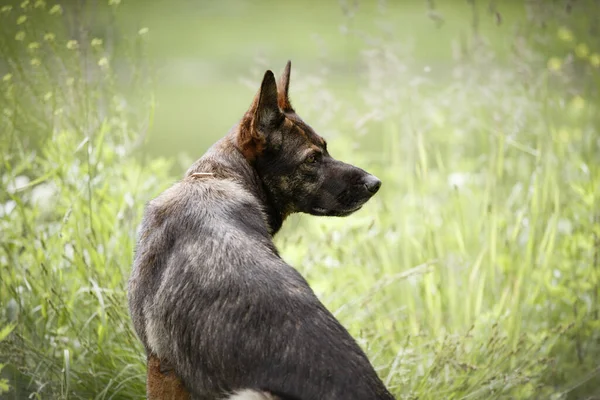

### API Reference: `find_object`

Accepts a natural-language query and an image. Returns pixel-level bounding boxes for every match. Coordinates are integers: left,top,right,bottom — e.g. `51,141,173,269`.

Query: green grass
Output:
1,0,600,399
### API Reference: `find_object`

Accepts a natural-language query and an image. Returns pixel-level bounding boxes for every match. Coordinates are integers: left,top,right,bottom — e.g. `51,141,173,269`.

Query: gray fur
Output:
128,62,393,400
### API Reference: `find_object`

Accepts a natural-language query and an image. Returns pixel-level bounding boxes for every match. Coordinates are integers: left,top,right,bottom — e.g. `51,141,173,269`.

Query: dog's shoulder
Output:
144,176,256,225
139,175,273,260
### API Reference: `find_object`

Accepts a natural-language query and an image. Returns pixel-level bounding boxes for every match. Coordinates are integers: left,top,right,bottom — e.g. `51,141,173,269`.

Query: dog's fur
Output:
128,61,394,400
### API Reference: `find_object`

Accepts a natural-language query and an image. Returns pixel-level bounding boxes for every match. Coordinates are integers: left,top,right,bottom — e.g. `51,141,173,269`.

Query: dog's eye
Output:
305,153,319,164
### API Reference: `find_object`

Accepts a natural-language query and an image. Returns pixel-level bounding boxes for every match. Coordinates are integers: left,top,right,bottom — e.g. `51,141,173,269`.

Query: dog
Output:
128,61,394,400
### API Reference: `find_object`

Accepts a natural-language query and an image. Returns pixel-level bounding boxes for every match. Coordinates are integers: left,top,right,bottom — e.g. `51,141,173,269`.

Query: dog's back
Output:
128,62,394,400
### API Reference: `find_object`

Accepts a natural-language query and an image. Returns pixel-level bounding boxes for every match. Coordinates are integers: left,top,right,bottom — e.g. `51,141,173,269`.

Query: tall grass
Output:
1,1,599,399
0,1,161,398
277,34,600,398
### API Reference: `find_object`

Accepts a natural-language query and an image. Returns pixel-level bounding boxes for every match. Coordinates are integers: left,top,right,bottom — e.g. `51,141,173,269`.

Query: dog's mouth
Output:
308,176,381,218
311,204,363,217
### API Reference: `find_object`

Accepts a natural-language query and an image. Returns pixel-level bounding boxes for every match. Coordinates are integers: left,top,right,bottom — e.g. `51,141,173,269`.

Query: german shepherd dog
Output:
128,61,394,400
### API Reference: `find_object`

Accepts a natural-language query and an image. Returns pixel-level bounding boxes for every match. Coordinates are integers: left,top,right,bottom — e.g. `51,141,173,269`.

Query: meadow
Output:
1,0,599,398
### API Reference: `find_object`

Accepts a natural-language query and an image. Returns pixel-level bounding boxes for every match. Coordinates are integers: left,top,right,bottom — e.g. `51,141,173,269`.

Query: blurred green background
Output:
1,0,599,399
117,0,523,160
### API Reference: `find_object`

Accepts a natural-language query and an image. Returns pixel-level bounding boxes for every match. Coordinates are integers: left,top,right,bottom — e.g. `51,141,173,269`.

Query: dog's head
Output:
236,61,381,218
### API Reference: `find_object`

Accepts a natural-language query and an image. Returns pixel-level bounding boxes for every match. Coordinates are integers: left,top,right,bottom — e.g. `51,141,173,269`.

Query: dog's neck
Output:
185,133,285,236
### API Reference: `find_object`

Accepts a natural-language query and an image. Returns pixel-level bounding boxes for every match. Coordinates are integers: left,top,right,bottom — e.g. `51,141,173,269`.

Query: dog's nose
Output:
364,175,382,194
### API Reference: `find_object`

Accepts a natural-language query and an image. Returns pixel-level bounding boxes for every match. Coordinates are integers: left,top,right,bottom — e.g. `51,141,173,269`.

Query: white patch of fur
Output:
225,389,275,400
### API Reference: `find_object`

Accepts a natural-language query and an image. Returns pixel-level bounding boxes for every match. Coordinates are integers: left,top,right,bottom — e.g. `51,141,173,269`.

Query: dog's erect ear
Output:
252,70,281,128
278,60,293,112
238,70,282,162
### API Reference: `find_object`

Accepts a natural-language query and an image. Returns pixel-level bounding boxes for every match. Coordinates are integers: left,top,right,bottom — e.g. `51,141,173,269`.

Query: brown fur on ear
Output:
278,60,293,112
238,113,266,163
147,354,190,400
238,70,281,162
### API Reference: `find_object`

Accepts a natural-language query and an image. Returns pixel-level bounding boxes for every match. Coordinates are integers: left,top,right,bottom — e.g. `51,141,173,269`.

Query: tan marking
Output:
294,125,308,140
190,172,214,178
282,118,294,130
147,354,190,400
238,122,266,163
